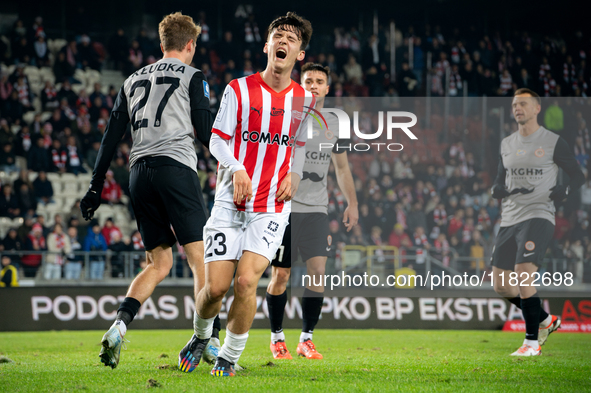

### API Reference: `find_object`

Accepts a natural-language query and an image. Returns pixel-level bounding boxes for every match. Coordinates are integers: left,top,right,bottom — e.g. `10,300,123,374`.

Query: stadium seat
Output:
45,172,60,182
40,112,53,123
39,67,55,84
61,181,80,196
71,84,85,95
62,196,78,211
0,217,12,239
23,111,37,125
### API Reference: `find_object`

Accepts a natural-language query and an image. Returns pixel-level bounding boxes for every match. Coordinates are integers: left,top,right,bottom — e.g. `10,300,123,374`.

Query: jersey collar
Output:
254,72,296,97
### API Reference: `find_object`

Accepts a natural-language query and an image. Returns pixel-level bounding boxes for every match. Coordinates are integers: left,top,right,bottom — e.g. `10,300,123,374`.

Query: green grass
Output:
1,329,590,392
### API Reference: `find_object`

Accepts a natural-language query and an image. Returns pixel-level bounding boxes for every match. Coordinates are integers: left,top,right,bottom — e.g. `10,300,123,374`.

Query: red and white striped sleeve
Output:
212,83,240,141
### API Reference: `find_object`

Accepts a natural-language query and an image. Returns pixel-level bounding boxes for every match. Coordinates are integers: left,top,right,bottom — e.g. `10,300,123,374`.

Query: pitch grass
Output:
1,329,590,392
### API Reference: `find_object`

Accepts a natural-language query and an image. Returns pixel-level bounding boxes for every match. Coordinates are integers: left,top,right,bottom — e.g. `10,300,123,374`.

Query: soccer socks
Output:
300,332,313,342
301,288,324,338
271,331,286,344
218,329,249,365
212,315,221,340
521,295,541,341
116,297,141,328
267,291,288,336
113,320,127,336
540,314,552,328
524,339,539,348
507,296,550,324
194,311,216,340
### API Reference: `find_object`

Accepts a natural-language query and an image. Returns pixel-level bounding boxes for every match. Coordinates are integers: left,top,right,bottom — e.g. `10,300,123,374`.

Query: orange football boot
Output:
270,340,293,359
296,339,323,359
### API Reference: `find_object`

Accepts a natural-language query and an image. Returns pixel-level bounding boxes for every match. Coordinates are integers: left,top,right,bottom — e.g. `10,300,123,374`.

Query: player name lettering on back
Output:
131,63,186,77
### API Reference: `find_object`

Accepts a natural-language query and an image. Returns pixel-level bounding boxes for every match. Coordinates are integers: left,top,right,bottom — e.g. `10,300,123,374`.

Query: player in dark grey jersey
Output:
266,63,358,360
491,88,584,356
79,12,212,369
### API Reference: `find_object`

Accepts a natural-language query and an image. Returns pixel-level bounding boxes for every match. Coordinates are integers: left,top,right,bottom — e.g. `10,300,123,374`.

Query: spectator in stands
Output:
61,40,80,70
57,80,77,107
3,90,24,123
69,202,86,230
12,37,32,64
0,184,20,218
49,139,67,173
412,226,430,274
108,231,129,278
2,228,23,265
84,220,107,280
79,123,98,157
388,223,412,249
14,124,32,160
407,201,428,234
433,233,451,267
397,62,418,97
78,35,101,71
17,215,33,243
28,137,52,172
128,40,143,73
53,51,76,84
33,32,49,67
447,208,464,237
101,217,122,246
349,224,368,246
110,156,129,195
0,119,13,147
0,143,17,173
45,223,70,280
101,170,122,205
32,171,54,205
65,136,86,175
108,28,129,72
16,182,36,215
0,74,13,102
35,214,50,238
64,226,82,280
40,81,59,111
344,54,363,85
22,222,46,278
467,230,485,273
0,255,19,287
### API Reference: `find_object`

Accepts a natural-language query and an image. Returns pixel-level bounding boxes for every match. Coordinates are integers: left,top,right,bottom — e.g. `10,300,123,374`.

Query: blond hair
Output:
158,12,201,52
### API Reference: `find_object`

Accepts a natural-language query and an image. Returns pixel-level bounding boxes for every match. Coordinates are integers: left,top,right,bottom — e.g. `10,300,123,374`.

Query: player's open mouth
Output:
276,48,287,59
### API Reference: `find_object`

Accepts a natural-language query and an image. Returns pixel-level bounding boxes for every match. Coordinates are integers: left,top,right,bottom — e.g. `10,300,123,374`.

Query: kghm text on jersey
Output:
131,63,186,77
510,168,543,176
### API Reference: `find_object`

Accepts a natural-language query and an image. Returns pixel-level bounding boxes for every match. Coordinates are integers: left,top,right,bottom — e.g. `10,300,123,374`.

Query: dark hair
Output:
266,12,313,50
514,88,541,105
301,62,330,81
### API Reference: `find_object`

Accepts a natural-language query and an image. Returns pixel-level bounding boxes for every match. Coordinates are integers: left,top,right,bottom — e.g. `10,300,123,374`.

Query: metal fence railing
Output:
1,250,190,282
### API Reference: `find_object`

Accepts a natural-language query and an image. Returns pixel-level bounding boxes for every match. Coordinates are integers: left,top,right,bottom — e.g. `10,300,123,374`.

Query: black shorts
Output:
491,218,555,270
129,157,207,250
271,213,331,268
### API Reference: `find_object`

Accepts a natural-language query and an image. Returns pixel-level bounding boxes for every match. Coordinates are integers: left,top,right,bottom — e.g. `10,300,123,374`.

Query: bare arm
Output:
332,151,358,231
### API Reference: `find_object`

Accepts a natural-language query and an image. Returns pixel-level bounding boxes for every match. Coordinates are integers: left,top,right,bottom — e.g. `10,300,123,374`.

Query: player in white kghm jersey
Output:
178,12,314,377
491,88,584,356
79,13,212,369
266,63,358,360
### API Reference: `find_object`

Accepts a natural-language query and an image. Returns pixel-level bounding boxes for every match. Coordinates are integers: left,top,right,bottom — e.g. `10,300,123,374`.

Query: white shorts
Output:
203,206,289,263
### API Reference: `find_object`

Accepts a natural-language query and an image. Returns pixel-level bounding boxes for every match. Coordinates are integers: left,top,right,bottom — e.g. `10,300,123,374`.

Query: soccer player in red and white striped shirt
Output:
180,12,314,377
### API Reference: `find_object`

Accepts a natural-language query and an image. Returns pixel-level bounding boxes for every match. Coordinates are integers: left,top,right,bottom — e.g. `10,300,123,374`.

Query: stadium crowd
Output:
1,11,591,285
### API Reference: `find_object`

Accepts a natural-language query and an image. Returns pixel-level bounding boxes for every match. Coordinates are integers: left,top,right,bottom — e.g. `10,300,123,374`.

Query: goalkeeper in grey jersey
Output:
491,88,584,356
